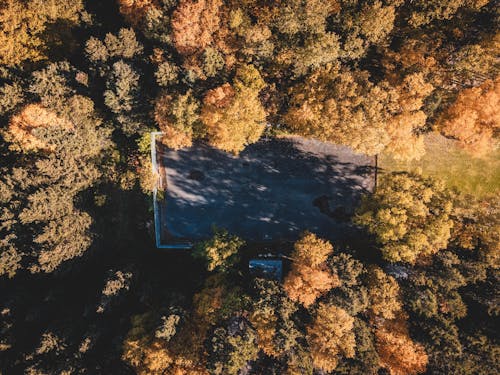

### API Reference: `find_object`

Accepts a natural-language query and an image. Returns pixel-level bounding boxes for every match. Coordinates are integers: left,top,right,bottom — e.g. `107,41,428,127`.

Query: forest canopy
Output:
0,0,498,374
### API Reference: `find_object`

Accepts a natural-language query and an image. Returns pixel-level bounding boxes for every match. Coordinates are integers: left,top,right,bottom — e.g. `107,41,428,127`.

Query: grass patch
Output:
379,133,500,198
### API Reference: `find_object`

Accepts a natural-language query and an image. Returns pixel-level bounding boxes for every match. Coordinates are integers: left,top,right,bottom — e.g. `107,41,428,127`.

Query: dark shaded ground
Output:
158,136,375,243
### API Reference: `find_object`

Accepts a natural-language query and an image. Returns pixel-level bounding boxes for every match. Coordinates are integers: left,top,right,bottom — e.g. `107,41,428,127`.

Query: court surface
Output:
158,136,375,242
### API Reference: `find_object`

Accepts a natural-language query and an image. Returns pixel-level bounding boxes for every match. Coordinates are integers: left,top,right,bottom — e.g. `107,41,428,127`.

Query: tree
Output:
85,28,143,63
4,104,72,152
192,229,245,272
227,7,274,64
284,232,338,307
355,172,454,264
407,0,489,27
406,251,469,320
306,303,356,372
366,266,402,320
385,73,434,161
0,96,112,275
154,91,202,149
0,0,84,66
284,66,394,155
375,316,428,375
249,279,301,357
28,61,77,112
206,320,259,375
449,38,500,87
105,28,144,59
201,47,225,78
271,0,333,37
452,195,499,268
439,77,500,157
201,65,266,154
0,81,24,115
155,61,179,87
332,0,399,60
155,314,182,342
286,67,434,159
328,253,369,315
278,33,341,77
104,60,142,135
270,0,341,76
171,0,224,56
0,240,21,279
118,0,160,28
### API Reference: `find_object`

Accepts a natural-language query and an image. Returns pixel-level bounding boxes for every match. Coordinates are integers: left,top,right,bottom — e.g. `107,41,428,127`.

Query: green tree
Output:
328,253,369,316
355,172,454,264
104,60,142,135
249,279,301,357
335,318,381,375
154,90,202,149
193,229,245,272
0,95,112,275
207,320,259,375
407,251,469,320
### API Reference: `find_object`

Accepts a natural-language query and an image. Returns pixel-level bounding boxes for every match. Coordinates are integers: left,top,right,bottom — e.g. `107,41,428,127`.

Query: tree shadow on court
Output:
157,138,375,243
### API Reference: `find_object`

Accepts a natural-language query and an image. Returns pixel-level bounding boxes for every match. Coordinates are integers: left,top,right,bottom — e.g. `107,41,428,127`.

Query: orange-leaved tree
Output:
284,232,339,307
375,314,428,375
439,77,500,157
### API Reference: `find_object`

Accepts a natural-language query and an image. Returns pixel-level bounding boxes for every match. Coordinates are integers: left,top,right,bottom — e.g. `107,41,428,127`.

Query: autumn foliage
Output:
201,65,266,154
154,91,202,149
439,77,500,157
284,232,339,307
1,1,499,374
5,104,73,152
375,314,428,375
356,172,454,264
366,266,402,319
118,0,159,27
0,0,83,66
172,0,223,56
307,303,356,372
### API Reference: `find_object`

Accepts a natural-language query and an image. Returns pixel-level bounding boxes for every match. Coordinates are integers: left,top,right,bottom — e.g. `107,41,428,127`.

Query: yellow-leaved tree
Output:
285,66,434,159
355,172,454,264
284,65,393,155
385,73,434,161
201,64,266,154
366,266,402,319
0,0,84,66
307,303,356,372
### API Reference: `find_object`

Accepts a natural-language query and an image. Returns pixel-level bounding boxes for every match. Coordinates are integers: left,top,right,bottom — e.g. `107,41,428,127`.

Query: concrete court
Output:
159,136,375,242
